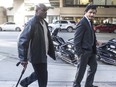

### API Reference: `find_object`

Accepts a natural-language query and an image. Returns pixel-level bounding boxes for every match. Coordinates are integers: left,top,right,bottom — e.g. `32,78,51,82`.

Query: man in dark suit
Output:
18,4,56,87
73,4,99,87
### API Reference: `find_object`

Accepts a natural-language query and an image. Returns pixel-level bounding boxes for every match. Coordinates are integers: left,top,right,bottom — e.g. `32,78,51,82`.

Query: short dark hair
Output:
84,4,97,12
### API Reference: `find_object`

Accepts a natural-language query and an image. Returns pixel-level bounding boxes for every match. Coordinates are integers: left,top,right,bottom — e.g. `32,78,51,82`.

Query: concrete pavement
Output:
0,55,116,87
0,81,116,87
1,64,116,87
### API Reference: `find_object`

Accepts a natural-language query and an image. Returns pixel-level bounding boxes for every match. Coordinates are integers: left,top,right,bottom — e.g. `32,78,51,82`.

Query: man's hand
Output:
96,40,102,46
20,61,28,69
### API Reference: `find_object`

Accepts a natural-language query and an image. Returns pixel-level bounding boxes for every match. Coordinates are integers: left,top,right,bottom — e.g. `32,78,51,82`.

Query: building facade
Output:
1,0,116,25
0,7,7,24
49,0,116,24
6,0,53,25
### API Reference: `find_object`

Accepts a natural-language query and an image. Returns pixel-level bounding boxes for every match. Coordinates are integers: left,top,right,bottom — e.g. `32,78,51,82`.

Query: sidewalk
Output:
0,81,116,87
0,55,116,87
1,63,116,87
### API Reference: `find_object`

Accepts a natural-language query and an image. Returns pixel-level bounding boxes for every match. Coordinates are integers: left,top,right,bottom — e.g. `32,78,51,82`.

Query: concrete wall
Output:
4,0,116,24
58,7,116,17
13,0,24,25
7,0,24,25
48,8,60,15
0,7,7,24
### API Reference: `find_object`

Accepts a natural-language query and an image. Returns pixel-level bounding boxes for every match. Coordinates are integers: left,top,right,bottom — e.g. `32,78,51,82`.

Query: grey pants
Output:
73,51,97,87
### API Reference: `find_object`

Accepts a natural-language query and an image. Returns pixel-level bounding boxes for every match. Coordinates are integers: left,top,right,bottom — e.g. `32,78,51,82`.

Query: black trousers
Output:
73,51,97,87
21,63,48,87
32,63,48,87
21,72,37,86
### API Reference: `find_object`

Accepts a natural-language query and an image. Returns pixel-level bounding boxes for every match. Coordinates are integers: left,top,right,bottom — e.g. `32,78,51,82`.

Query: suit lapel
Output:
83,17,95,45
83,17,94,33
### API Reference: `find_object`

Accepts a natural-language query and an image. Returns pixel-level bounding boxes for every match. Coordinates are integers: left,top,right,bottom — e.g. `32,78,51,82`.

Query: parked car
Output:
94,23,116,33
0,22,22,31
48,20,77,32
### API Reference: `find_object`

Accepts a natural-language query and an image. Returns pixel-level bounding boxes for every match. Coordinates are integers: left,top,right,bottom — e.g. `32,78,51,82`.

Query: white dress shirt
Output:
40,20,49,54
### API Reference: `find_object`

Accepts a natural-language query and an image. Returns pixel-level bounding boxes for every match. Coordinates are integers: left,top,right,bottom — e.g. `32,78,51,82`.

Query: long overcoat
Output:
18,16,56,64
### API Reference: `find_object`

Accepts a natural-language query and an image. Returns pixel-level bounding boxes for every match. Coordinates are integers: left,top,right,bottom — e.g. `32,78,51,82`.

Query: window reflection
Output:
63,0,116,6
80,0,89,5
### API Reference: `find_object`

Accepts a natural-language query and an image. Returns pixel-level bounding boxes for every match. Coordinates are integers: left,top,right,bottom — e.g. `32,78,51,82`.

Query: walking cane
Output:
15,62,26,87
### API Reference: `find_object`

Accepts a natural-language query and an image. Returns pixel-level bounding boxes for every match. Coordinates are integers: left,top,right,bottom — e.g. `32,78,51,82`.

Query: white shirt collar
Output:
84,15,90,22
84,15,92,27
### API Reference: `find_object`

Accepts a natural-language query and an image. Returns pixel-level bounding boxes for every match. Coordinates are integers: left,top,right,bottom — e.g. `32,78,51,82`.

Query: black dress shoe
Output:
91,85,98,87
20,80,28,87
85,85,98,87
73,83,81,87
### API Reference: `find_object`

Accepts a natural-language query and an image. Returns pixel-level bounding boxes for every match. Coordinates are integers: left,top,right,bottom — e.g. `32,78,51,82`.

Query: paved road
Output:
0,31,115,56
0,54,116,87
0,31,116,87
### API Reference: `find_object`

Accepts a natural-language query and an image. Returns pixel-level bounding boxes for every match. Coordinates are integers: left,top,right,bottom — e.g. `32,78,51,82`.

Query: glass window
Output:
64,0,74,5
63,0,74,6
70,21,76,24
63,0,91,6
93,0,105,5
54,21,60,24
10,22,15,24
93,0,116,5
112,0,116,5
61,21,68,24
6,22,15,25
80,0,89,5
48,16,59,23
25,3,34,11
7,16,14,22
63,0,116,6
63,17,73,20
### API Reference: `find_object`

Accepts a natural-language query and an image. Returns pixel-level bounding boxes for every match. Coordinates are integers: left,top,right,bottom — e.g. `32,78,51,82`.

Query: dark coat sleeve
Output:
74,22,85,56
47,27,56,60
18,22,34,62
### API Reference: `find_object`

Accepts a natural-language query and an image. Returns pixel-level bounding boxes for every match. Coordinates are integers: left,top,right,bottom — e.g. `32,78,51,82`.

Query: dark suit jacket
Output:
74,17,97,56
18,16,56,64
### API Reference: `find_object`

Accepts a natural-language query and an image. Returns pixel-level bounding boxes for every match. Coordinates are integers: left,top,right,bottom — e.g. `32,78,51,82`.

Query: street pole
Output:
105,0,107,5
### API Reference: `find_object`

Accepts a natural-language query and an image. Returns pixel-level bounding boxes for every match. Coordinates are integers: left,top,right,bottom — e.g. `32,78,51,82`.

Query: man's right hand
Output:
20,61,28,69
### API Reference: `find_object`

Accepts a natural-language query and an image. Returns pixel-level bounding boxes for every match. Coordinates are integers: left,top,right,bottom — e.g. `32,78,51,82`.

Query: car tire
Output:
96,29,100,33
0,27,2,31
15,27,21,31
67,27,73,32
114,29,116,33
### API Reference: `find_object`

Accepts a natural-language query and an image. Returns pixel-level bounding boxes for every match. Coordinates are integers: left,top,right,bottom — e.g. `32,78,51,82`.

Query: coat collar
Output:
34,15,44,23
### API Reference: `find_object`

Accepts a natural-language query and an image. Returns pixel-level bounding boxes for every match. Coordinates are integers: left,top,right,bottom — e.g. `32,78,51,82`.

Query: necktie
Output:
90,20,93,28
89,20,95,46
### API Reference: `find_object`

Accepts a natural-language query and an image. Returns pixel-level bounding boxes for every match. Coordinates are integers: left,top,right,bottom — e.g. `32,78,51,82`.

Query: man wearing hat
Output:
18,3,56,87
73,4,99,87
